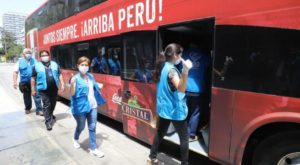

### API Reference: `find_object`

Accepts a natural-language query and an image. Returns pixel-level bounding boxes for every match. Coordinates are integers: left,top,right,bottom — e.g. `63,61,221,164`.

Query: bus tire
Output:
252,130,300,165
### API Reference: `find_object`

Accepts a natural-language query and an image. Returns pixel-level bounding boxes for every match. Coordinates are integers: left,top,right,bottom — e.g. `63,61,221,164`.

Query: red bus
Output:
25,0,300,164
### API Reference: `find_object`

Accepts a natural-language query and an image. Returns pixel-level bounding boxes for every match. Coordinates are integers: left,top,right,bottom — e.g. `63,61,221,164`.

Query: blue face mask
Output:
25,53,31,60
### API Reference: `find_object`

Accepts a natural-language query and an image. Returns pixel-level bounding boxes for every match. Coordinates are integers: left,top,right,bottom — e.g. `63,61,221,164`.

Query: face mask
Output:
175,58,181,65
41,56,50,63
78,66,89,74
25,54,31,60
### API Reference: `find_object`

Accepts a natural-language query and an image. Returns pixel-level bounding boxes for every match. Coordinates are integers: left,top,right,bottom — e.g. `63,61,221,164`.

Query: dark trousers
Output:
19,82,42,111
39,89,58,126
186,94,204,136
150,117,189,165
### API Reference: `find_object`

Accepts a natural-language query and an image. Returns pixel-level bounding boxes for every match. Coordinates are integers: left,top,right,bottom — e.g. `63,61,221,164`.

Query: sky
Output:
0,0,46,26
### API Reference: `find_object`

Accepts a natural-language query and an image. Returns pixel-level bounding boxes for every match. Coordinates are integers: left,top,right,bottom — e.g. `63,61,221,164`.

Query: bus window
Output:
214,25,300,98
123,31,156,83
90,36,122,75
47,0,68,24
51,44,76,70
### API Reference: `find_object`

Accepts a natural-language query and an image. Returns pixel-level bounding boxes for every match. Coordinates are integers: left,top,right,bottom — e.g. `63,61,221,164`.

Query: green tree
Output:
1,30,24,60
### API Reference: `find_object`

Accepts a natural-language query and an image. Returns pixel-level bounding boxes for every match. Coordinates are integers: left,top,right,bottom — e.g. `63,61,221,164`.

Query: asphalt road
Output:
0,63,219,165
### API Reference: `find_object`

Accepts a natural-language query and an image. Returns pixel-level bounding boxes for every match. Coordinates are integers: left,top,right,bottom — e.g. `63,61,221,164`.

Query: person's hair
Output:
23,48,32,54
39,50,49,57
77,56,90,65
153,43,183,83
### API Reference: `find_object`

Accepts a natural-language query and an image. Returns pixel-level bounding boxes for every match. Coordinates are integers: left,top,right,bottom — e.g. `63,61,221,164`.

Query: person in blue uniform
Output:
31,50,65,131
178,44,211,142
91,47,109,74
148,43,193,165
130,58,152,82
108,49,121,75
69,56,106,158
13,48,42,115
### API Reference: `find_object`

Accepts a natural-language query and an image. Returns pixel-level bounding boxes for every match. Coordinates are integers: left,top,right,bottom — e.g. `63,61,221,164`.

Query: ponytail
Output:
153,52,165,83
153,43,183,83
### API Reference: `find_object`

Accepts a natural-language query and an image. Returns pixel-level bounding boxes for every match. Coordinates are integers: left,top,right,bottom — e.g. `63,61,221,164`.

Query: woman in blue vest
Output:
31,50,65,131
69,56,106,158
148,43,193,165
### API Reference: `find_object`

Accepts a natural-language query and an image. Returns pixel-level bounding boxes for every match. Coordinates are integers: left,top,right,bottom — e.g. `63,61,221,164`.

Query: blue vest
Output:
108,58,121,75
71,73,106,115
35,61,59,91
134,69,152,82
156,62,188,120
19,58,36,83
182,48,210,93
92,56,108,73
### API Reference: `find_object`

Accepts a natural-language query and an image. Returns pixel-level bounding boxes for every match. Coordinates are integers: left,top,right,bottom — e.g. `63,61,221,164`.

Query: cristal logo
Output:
112,93,122,105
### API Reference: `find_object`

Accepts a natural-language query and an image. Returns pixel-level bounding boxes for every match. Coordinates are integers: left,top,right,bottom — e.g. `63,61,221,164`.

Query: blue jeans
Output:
73,108,97,150
33,92,42,112
187,94,203,136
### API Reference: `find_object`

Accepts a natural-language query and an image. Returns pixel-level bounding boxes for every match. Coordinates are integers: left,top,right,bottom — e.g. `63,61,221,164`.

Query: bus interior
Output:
158,18,215,156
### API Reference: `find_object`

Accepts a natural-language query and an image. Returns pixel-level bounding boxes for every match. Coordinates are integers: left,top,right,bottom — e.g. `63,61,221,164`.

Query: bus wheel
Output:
252,131,300,165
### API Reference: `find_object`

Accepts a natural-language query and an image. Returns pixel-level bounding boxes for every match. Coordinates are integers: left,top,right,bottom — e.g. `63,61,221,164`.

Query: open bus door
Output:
157,18,215,156
121,31,158,144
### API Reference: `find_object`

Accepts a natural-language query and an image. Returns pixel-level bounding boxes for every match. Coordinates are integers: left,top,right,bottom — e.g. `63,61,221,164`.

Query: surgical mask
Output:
25,53,31,60
78,66,89,74
175,58,181,65
41,56,50,63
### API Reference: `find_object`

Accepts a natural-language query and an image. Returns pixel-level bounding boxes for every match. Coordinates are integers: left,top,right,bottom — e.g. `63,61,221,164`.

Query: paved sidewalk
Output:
0,64,153,165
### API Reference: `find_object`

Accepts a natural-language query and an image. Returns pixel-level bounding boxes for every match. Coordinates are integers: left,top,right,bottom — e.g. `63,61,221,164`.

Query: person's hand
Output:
60,85,65,92
181,58,193,74
224,56,234,66
31,89,36,96
13,82,17,89
97,83,103,89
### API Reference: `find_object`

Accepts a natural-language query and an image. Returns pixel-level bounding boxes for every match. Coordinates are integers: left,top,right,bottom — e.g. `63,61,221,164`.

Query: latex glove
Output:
182,58,193,74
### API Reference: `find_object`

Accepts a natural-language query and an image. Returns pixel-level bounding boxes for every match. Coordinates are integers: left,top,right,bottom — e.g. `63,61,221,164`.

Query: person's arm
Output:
171,59,193,93
13,62,19,89
58,66,65,92
31,77,36,96
69,77,76,96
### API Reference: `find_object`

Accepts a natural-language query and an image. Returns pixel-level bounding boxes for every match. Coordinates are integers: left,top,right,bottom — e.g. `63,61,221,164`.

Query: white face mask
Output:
175,58,181,65
25,53,31,60
78,66,89,74
41,56,49,62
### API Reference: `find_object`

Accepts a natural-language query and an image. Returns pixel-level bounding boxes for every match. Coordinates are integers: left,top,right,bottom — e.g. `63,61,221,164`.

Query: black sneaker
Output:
46,123,52,131
189,135,199,142
25,110,30,114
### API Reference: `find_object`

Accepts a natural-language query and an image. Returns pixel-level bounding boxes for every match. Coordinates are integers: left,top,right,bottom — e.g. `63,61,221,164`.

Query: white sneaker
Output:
90,149,104,158
72,138,80,149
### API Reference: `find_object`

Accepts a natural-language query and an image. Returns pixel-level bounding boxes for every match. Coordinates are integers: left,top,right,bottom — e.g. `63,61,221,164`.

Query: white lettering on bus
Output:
118,8,126,30
81,12,114,37
135,2,144,26
55,24,78,42
127,5,134,28
146,0,156,24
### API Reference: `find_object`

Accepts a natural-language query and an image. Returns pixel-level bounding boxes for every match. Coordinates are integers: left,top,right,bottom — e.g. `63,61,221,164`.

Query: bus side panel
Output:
229,91,300,164
121,80,157,144
94,74,123,122
209,88,235,164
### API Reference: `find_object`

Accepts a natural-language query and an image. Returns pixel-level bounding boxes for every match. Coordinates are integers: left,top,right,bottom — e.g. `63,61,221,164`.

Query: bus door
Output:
157,18,215,156
121,31,157,144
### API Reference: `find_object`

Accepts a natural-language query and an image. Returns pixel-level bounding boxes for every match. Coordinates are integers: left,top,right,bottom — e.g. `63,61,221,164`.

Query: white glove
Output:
182,59,193,74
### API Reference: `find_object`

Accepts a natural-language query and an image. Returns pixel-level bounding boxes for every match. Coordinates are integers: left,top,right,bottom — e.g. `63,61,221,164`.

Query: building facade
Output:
2,12,27,45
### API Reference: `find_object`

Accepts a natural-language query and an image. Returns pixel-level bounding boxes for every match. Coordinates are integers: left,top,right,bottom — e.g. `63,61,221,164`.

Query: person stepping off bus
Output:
148,43,193,165
69,56,106,158
31,50,65,131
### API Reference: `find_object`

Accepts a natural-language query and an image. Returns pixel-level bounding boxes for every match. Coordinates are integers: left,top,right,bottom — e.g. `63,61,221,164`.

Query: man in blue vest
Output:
177,43,211,142
13,48,43,115
108,49,121,75
31,50,65,131
91,47,109,74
